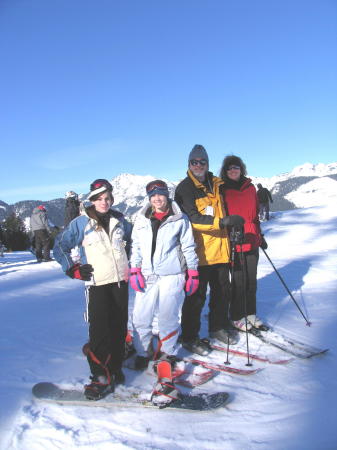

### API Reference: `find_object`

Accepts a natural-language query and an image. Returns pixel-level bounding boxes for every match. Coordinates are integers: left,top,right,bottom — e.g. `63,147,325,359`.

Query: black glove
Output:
260,235,268,250
66,263,94,281
219,215,245,229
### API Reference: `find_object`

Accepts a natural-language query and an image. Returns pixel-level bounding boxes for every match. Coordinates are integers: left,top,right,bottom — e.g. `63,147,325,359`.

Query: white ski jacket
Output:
53,208,131,286
130,200,198,276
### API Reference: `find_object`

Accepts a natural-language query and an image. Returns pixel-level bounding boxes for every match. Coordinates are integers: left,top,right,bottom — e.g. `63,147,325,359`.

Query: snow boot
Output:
247,314,270,331
84,375,115,401
112,368,125,385
182,337,211,356
209,328,239,345
233,318,252,332
151,360,179,407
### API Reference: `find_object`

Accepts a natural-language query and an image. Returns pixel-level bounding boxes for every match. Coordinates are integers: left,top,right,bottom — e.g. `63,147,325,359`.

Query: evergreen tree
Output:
2,213,30,251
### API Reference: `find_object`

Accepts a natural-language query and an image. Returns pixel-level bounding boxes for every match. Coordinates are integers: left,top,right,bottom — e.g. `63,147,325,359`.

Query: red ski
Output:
185,358,261,375
210,343,293,365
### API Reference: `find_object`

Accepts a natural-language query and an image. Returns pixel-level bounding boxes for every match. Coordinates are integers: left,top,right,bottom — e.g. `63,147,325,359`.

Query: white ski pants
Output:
132,273,185,357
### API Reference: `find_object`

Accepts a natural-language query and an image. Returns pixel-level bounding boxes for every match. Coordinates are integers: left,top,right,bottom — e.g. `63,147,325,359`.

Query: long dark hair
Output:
220,155,247,181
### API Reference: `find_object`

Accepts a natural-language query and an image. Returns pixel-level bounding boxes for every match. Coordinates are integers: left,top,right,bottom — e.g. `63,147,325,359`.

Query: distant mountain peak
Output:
1,161,337,225
289,162,337,178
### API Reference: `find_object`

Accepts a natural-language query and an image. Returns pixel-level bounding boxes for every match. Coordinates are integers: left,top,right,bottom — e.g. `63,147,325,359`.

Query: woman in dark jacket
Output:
220,155,268,331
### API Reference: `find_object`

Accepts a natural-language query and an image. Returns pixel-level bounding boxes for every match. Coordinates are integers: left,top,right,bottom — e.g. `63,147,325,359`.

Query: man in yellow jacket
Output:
174,145,245,355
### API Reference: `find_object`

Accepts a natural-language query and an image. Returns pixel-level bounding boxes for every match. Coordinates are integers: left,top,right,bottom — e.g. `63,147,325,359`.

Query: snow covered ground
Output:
0,204,337,450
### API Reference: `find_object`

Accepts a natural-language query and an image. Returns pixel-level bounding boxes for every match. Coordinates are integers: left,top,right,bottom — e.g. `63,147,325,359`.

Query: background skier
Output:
64,191,80,226
30,205,52,263
257,183,273,221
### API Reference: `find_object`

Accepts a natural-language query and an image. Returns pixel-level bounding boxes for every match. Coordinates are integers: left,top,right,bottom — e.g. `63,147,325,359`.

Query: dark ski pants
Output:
230,249,259,321
87,281,128,378
181,263,231,342
34,229,51,260
259,202,270,221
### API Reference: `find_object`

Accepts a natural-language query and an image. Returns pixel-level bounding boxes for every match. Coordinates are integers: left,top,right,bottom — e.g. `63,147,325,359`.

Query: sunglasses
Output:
90,179,113,191
146,180,168,193
227,165,241,171
190,159,208,167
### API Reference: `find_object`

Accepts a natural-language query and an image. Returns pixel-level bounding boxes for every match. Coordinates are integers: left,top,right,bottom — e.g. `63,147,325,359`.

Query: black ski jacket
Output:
64,198,80,226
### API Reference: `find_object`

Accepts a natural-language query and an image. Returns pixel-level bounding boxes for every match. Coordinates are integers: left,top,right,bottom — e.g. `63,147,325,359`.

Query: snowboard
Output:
32,382,230,411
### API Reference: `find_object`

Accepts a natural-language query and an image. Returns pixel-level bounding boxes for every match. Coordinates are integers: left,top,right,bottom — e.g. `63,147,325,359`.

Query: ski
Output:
184,357,261,375
210,343,293,365
249,328,329,359
32,382,230,411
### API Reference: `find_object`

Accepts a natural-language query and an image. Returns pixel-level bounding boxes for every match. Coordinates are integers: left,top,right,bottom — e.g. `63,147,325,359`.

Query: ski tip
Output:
307,348,329,358
32,382,59,398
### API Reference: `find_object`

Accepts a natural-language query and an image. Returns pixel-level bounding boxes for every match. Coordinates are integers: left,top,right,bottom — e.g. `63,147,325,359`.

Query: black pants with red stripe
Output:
87,281,128,378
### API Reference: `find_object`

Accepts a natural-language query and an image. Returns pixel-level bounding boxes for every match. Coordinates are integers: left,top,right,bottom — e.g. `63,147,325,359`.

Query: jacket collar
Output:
187,169,223,193
140,199,183,222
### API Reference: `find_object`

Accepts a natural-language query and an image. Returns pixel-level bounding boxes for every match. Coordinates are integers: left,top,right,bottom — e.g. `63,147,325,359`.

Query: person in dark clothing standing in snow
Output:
53,179,131,401
30,205,52,262
174,145,244,356
64,191,81,263
257,183,273,221
64,191,80,226
220,155,268,332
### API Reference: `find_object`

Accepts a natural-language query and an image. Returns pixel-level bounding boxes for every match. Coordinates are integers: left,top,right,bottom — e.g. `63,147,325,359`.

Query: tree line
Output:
0,213,30,251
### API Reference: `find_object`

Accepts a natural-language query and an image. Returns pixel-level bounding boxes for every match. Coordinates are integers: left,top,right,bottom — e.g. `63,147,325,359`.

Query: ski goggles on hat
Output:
90,179,113,192
146,180,169,197
190,159,208,166
227,165,241,171
146,180,168,193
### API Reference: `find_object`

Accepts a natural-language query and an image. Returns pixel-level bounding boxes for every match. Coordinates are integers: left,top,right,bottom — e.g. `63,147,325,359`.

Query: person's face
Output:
189,158,208,180
150,194,168,212
92,191,113,213
226,165,241,181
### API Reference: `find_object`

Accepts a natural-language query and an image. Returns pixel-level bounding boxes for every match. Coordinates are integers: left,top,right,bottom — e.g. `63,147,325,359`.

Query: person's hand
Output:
185,269,199,296
260,235,268,250
66,263,94,281
129,268,145,292
219,215,245,228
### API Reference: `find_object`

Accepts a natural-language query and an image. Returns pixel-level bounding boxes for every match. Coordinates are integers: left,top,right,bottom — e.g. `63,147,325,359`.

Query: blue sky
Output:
1,0,336,203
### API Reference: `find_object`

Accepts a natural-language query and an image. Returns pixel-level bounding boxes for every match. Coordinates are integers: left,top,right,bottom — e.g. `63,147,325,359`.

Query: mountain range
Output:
1,162,336,227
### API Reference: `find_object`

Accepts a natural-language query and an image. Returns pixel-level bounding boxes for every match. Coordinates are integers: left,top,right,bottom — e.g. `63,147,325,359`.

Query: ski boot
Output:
84,375,115,401
151,360,180,407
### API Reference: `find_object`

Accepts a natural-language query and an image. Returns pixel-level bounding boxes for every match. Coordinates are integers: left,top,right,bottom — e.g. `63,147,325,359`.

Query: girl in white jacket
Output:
129,180,199,381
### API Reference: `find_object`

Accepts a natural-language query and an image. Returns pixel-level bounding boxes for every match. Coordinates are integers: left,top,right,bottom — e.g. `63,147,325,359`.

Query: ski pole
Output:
239,246,252,366
261,248,311,326
225,236,236,365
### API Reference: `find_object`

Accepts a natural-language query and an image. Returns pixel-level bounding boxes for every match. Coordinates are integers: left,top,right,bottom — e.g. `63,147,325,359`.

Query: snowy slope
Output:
285,177,337,208
0,204,337,449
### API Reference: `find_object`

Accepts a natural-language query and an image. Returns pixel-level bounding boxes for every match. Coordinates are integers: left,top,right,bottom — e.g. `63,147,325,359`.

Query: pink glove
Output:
129,268,145,292
185,269,199,296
